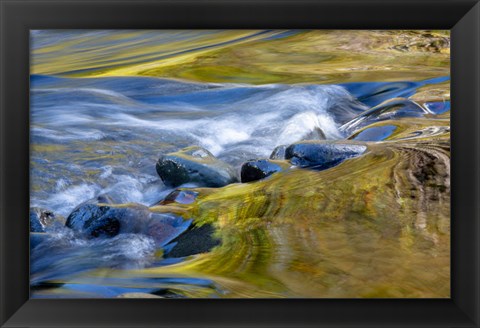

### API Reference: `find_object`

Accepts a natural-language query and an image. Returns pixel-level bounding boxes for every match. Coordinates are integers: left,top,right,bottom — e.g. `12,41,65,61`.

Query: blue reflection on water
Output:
340,76,450,107
353,125,397,141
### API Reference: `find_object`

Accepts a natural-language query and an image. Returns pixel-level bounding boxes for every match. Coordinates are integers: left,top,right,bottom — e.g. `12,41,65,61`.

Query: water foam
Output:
31,76,367,217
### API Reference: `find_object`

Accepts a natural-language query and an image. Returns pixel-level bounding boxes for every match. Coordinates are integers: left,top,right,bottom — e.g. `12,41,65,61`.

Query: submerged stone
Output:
285,141,367,170
164,224,221,258
240,159,290,183
156,146,238,188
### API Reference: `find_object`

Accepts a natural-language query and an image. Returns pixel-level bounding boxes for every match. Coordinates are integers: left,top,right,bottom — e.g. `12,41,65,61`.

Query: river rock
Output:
65,204,111,233
285,141,367,170
61,194,117,233
156,146,238,187
65,203,191,245
30,208,62,232
240,159,290,183
65,203,153,238
65,204,122,238
164,224,220,258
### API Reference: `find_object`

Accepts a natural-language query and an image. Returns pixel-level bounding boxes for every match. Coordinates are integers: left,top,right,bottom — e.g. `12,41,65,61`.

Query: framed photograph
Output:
1,0,479,327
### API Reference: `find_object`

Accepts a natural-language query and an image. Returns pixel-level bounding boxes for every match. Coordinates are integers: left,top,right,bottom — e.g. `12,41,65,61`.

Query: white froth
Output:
31,79,366,216
38,183,101,216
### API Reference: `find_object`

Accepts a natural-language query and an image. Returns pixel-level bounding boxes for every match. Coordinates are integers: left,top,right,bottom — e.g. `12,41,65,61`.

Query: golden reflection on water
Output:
108,138,450,298
32,30,450,84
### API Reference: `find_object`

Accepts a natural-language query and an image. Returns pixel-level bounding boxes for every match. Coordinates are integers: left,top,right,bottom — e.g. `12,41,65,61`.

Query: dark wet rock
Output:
164,224,220,258
285,141,367,170
30,208,62,232
240,159,290,183
65,203,151,238
349,125,397,141
341,98,429,134
270,145,288,160
69,204,122,238
65,203,192,244
156,146,238,187
159,190,199,205
65,203,110,233
88,215,121,238
62,194,116,230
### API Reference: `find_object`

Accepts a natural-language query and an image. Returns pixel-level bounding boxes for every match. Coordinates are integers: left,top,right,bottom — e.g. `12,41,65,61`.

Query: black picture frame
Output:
1,0,479,327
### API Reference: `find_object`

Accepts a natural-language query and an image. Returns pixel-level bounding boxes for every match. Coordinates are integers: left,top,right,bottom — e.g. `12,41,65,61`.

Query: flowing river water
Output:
30,30,450,298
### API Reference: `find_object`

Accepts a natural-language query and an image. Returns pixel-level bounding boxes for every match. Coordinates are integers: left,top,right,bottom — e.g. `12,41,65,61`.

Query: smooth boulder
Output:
240,159,290,183
156,146,238,187
65,204,110,233
164,224,220,258
285,141,367,170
